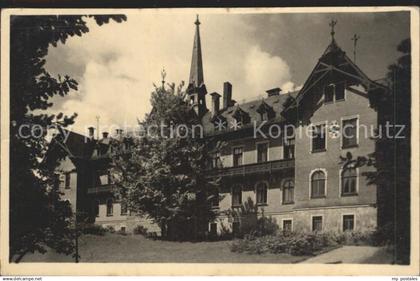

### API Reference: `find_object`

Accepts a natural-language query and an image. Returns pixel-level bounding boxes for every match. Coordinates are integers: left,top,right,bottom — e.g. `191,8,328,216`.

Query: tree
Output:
9,15,126,262
340,38,411,264
112,83,222,241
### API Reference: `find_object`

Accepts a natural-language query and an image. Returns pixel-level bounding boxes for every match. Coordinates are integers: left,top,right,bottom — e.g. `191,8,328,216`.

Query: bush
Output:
133,225,149,236
105,225,115,233
81,224,107,236
252,216,279,237
229,230,376,256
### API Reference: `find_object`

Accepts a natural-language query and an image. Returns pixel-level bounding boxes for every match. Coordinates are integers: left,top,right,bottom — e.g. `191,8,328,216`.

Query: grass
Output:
21,233,309,263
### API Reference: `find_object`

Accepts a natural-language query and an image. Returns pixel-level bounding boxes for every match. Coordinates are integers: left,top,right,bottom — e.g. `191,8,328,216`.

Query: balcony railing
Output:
208,158,294,178
87,184,113,194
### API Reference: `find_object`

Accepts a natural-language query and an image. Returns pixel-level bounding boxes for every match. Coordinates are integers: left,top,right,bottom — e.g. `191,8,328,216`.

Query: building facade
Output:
55,17,387,235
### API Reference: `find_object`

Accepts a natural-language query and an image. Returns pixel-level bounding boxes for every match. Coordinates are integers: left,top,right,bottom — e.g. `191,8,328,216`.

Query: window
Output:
232,185,242,207
325,84,334,103
106,199,113,216
93,200,99,217
65,173,71,189
210,223,217,236
341,167,357,195
120,202,128,215
100,173,109,185
324,82,345,103
233,147,243,167
211,152,222,169
335,83,345,101
261,112,268,121
59,174,65,188
211,190,219,208
311,124,326,152
283,220,292,232
343,215,355,231
257,142,268,163
311,170,326,198
256,182,268,205
284,137,295,159
282,180,294,204
342,118,358,148
312,216,323,232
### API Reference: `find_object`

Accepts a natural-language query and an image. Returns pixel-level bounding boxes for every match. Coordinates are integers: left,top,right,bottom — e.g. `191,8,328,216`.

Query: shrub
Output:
105,225,115,233
229,230,376,256
133,225,149,236
252,216,279,237
81,224,106,236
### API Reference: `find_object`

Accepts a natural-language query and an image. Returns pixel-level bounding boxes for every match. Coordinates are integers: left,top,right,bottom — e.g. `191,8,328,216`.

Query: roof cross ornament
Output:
351,34,360,63
329,19,337,40
194,14,200,26
161,68,166,89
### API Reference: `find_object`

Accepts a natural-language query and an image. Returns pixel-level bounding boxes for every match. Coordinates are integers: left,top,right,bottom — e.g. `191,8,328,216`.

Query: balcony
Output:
208,158,294,178
87,184,114,194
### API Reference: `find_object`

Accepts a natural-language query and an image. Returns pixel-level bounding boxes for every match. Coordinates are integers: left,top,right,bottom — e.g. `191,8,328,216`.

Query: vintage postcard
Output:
1,7,419,276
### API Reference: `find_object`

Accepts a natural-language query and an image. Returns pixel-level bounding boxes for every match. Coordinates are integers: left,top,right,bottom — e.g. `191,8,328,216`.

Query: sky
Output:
44,11,410,135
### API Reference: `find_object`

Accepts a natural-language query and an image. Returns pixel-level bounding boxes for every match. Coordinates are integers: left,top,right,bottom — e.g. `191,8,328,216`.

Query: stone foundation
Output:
211,205,377,234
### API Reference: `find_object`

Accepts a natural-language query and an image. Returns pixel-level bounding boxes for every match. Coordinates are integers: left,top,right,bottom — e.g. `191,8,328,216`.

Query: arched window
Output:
282,180,294,204
93,200,100,217
232,185,242,207
106,198,113,216
256,182,268,205
311,170,326,198
341,168,357,195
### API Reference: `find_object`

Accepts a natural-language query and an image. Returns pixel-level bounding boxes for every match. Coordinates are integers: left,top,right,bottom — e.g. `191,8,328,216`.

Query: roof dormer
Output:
256,100,275,121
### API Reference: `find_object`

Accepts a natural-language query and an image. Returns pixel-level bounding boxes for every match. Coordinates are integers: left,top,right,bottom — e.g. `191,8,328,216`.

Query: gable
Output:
295,39,387,106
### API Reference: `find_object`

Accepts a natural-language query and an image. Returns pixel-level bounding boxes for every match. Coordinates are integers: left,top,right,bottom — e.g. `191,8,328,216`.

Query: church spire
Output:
189,15,204,88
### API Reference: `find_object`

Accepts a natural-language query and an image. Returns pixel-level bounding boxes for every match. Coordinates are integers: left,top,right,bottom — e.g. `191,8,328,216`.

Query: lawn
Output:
21,233,309,263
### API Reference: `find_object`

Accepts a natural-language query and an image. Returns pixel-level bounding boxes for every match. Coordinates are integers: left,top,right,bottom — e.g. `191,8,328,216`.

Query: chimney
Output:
88,126,95,139
102,132,109,139
266,87,281,97
223,82,232,109
115,129,123,136
210,92,221,116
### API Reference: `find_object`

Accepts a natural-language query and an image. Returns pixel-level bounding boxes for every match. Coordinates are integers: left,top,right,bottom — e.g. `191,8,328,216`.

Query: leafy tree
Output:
112,83,221,241
9,15,126,262
340,38,411,264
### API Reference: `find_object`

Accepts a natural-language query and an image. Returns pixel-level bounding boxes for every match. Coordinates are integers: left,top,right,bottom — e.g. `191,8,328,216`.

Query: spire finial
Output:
329,19,337,40
189,13,204,88
161,68,166,89
351,33,360,63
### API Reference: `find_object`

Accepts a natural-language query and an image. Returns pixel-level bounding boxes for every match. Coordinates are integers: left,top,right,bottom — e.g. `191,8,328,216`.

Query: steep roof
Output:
52,128,95,159
188,15,204,89
295,38,387,105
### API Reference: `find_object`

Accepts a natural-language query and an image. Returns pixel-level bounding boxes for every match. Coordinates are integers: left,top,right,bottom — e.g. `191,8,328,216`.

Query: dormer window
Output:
324,82,346,103
212,116,227,131
256,101,275,121
261,112,268,121
232,107,250,126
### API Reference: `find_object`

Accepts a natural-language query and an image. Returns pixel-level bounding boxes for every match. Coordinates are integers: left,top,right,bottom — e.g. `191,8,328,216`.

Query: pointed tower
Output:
187,15,207,117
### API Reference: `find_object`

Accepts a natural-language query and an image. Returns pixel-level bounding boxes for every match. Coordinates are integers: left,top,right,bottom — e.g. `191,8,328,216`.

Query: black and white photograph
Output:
0,7,418,276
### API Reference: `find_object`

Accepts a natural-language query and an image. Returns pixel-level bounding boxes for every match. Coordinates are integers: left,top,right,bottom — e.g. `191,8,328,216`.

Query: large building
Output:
55,16,387,235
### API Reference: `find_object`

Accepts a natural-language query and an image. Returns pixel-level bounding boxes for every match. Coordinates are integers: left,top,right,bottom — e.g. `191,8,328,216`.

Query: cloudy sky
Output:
45,10,410,135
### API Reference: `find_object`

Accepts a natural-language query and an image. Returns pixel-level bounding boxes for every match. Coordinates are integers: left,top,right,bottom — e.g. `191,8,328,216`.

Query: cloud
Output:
45,13,298,135
242,45,291,100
